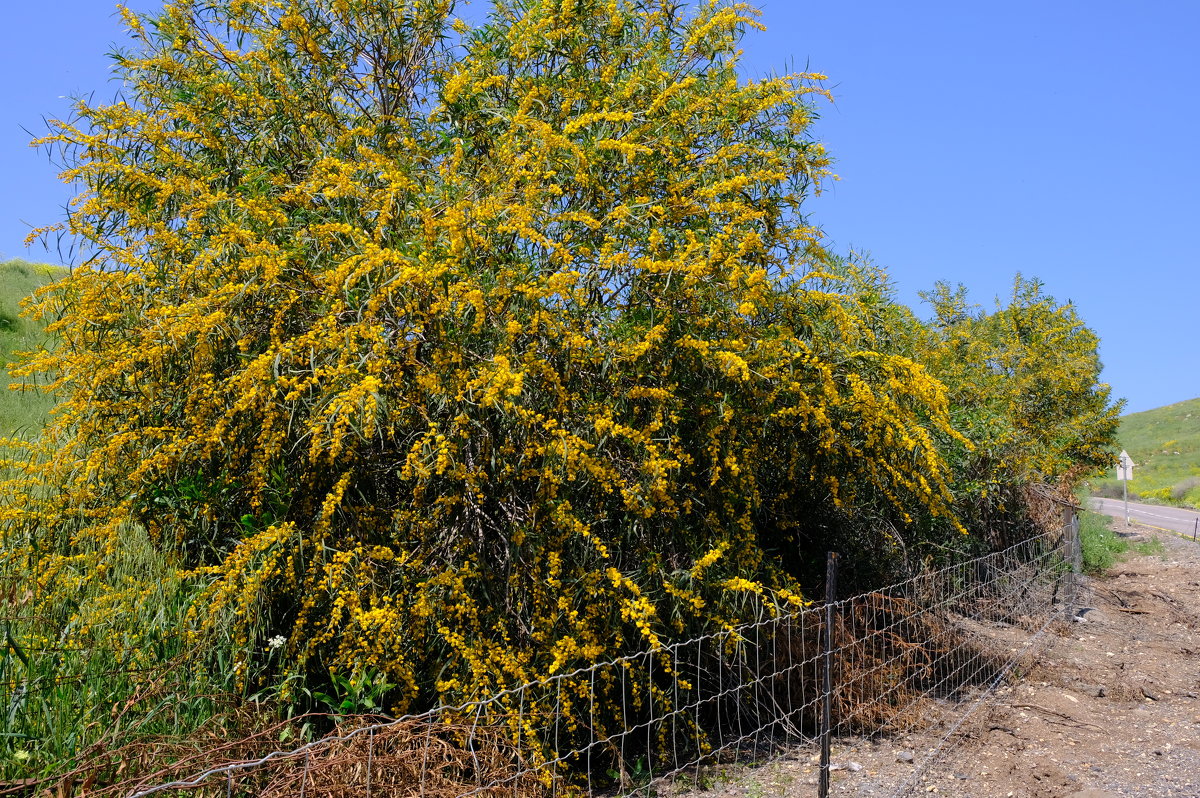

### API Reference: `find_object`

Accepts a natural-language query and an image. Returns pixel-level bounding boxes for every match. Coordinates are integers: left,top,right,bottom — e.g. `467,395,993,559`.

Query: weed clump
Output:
1079,510,1127,573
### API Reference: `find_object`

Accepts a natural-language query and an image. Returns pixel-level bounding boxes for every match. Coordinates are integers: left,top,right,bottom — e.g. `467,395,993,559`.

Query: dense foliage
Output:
0,0,1120,780
917,276,1122,541
6,0,966,712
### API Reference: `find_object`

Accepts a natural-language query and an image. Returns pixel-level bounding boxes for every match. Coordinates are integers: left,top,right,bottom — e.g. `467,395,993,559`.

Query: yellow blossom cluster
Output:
2,0,971,765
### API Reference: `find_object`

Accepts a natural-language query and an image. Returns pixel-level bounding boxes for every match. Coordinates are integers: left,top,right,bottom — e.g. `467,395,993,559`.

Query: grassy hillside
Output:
0,259,65,439
1093,397,1200,507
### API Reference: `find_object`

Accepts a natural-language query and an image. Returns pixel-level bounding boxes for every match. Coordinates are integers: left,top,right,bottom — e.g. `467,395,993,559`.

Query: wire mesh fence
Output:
110,517,1079,798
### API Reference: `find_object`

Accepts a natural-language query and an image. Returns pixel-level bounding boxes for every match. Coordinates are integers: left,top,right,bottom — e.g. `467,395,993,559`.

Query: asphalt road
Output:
1090,496,1200,541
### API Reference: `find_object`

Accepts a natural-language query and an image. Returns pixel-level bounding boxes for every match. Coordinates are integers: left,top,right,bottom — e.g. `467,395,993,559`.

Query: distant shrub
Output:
0,260,32,279
1138,487,1171,503
1090,480,1137,500
1170,476,1200,501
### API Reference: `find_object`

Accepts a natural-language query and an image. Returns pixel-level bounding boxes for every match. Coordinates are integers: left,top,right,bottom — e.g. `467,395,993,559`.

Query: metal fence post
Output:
819,551,838,798
1080,511,1089,585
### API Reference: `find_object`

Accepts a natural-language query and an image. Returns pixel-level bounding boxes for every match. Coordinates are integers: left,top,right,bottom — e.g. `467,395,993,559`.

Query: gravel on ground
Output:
678,522,1200,798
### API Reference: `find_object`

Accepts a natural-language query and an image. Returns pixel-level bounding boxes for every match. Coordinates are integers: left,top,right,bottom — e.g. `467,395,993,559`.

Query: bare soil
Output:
687,522,1200,798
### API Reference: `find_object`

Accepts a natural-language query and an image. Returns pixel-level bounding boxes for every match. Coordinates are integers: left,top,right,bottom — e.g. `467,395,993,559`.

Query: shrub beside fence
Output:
107,517,1078,798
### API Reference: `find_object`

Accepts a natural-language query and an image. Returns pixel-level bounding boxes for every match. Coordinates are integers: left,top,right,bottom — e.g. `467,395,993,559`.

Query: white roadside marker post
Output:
1117,450,1134,525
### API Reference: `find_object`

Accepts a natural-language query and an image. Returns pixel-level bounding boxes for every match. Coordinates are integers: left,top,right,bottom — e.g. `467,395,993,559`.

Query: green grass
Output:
1089,397,1200,508
1131,537,1165,557
1078,508,1167,574
0,259,65,440
1079,508,1128,573
0,523,237,782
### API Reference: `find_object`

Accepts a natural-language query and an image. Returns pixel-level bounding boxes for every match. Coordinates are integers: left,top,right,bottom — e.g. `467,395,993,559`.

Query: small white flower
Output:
267,635,287,650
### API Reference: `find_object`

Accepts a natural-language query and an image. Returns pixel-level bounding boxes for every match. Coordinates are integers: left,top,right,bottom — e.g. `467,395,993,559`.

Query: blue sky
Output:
1,1,1196,413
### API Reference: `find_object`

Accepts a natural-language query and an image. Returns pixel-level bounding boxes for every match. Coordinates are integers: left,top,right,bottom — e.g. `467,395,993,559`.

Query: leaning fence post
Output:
1063,507,1074,620
819,551,838,798
1063,506,1080,620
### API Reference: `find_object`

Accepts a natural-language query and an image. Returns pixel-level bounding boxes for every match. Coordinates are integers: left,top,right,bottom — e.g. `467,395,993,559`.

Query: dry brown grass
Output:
27,714,543,798
250,719,542,798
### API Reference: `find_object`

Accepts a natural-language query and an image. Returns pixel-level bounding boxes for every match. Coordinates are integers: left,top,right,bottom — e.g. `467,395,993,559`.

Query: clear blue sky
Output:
2,1,1196,413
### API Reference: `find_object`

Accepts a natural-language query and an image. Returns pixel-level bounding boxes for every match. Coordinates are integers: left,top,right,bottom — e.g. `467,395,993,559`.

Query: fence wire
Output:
115,524,1075,798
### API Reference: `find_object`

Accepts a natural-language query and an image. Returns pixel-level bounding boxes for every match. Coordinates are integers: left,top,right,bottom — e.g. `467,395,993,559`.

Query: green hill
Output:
1,259,65,439
1095,397,1200,507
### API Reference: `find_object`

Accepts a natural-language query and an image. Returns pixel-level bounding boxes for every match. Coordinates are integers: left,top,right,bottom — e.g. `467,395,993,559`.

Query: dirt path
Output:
688,522,1200,798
